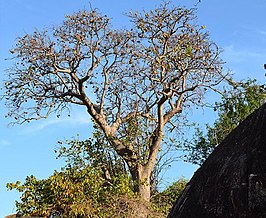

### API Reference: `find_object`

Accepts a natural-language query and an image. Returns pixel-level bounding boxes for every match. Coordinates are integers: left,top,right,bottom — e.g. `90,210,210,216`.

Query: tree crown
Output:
3,3,227,132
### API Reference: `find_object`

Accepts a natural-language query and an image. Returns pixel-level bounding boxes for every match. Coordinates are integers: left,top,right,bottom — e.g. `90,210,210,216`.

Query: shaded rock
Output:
168,103,266,218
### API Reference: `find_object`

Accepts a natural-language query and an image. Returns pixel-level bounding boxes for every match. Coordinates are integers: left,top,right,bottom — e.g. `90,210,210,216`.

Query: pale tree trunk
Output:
139,182,151,202
138,168,152,202
130,164,152,202
85,99,167,202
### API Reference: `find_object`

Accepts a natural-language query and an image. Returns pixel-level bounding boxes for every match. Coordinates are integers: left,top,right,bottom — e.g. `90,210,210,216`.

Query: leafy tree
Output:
184,79,266,165
56,122,174,196
3,2,231,201
7,166,137,217
151,177,188,215
7,133,187,217
7,170,187,217
56,126,128,180
7,134,136,217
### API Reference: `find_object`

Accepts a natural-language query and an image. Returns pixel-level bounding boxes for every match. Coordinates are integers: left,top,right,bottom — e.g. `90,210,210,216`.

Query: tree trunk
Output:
130,164,152,202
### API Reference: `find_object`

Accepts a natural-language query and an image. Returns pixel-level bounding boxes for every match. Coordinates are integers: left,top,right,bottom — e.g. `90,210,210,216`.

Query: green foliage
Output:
56,128,127,178
7,131,187,217
7,132,136,217
7,166,136,217
7,169,186,217
185,79,266,165
151,177,188,215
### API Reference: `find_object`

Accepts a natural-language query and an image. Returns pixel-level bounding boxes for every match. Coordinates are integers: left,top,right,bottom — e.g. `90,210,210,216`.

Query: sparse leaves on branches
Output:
3,2,231,201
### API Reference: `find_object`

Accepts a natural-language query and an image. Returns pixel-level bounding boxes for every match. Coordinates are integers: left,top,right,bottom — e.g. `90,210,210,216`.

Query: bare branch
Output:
2,3,234,201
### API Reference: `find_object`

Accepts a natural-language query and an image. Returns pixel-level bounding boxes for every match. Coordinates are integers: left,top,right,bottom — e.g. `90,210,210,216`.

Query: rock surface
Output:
168,103,266,218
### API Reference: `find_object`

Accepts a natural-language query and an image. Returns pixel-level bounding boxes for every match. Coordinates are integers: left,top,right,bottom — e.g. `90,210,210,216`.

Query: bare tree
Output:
3,2,229,201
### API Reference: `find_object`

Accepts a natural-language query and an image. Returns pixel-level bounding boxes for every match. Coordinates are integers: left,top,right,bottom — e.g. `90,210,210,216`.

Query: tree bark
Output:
130,164,152,202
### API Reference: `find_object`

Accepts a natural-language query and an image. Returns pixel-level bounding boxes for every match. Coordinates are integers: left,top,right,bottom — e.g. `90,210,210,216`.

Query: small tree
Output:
7,167,136,217
6,133,187,217
56,127,128,179
184,79,266,165
151,177,188,215
3,2,230,201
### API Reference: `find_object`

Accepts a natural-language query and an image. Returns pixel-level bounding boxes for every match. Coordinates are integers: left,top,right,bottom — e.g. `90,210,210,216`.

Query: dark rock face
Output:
168,103,266,218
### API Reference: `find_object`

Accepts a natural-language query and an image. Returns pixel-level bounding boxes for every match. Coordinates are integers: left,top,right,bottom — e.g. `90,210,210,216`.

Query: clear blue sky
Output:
0,0,265,216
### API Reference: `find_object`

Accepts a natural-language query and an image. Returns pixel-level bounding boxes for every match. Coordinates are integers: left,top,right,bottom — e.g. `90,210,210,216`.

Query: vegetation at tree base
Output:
2,1,233,201
7,171,187,218
7,167,139,217
151,177,187,215
7,132,187,217
184,79,266,165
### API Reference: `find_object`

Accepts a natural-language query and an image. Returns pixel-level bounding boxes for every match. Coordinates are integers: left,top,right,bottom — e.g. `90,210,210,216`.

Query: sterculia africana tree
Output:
3,2,229,201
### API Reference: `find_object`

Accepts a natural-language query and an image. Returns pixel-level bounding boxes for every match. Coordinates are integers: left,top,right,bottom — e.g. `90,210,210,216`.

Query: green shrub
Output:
151,177,188,215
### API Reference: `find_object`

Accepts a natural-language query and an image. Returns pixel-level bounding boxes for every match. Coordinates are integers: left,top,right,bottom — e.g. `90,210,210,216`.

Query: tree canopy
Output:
184,79,266,165
2,2,231,201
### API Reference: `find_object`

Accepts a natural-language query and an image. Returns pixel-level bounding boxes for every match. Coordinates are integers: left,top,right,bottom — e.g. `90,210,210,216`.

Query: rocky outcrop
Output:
168,103,266,218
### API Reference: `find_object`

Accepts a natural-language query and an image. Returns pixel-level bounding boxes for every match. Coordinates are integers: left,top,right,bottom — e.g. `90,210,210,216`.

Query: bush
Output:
7,166,135,217
151,177,188,215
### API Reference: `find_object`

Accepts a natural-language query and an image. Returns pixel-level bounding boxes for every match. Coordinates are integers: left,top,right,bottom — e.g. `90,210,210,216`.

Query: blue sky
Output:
0,0,266,216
